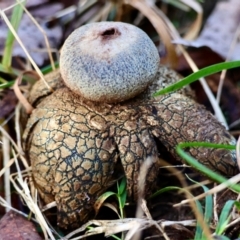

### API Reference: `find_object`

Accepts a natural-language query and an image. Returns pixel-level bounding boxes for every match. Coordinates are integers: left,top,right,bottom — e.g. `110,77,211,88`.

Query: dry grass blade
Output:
180,0,203,40
65,217,197,240
1,133,10,212
213,183,218,223
159,159,213,239
9,149,55,240
126,0,178,67
132,157,170,240
13,75,34,114
175,173,240,207
88,1,113,23
0,124,21,154
41,201,57,213
179,46,228,129
226,212,240,229
65,218,161,239
15,103,23,152
0,158,14,179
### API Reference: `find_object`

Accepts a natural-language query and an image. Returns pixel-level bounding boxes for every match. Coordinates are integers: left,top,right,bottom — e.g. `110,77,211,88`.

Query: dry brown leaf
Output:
0,210,42,240
175,0,240,60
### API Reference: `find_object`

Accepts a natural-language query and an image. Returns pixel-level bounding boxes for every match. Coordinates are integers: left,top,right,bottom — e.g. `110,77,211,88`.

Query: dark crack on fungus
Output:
100,28,120,40
102,28,116,36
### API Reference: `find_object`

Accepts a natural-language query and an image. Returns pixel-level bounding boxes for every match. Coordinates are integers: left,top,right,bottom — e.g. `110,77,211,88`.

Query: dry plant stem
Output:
64,219,154,240
15,103,24,153
100,2,113,21
213,183,218,223
159,159,213,239
0,10,52,91
78,0,98,14
141,199,169,240
2,133,11,212
65,218,196,240
0,158,15,179
87,1,111,23
0,125,21,154
216,24,240,103
18,1,56,71
180,179,211,192
175,173,240,207
180,0,202,40
48,5,76,23
13,76,34,114
161,219,196,227
226,208,240,229
115,0,124,21
2,0,24,11
133,157,170,240
126,0,177,66
180,46,228,129
41,201,57,212
15,103,30,169
10,149,55,240
133,157,153,240
231,193,240,219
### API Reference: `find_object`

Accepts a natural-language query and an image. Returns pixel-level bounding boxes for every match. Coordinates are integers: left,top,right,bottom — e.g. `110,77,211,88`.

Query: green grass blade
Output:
162,0,190,11
187,177,213,240
87,226,121,240
215,200,236,235
234,201,240,210
194,196,205,240
2,2,25,68
176,142,240,193
117,177,127,218
197,187,213,240
118,177,127,196
203,187,213,225
118,190,127,213
149,186,183,199
153,61,240,96
150,186,207,239
0,81,15,89
188,177,213,225
41,62,59,74
177,141,235,150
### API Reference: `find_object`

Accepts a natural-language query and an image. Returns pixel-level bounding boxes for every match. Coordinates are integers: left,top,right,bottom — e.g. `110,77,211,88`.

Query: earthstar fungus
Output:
23,22,238,229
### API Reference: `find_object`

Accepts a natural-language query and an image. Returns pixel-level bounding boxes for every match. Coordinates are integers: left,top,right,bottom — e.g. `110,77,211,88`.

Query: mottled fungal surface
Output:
23,22,238,229
60,22,159,103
